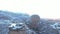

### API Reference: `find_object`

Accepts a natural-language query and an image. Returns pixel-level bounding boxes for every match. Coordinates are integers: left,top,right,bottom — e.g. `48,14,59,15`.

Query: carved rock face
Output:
30,15,40,23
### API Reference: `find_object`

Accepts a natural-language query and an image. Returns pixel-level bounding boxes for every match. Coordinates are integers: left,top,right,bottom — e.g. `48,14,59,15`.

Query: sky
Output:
0,0,60,19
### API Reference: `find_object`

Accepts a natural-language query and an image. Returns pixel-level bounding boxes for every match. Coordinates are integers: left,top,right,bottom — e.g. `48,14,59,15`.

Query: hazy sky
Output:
0,0,60,19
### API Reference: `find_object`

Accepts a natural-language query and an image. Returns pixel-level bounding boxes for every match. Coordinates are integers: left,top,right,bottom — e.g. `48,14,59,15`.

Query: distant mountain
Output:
0,11,29,23
0,10,59,24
